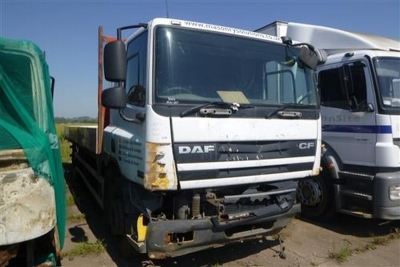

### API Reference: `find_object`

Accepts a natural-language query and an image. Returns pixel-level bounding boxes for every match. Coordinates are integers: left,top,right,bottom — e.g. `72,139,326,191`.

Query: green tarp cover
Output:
0,36,66,248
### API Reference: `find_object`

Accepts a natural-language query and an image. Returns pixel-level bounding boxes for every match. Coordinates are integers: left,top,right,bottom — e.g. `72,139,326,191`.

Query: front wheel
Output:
297,171,336,221
103,168,125,235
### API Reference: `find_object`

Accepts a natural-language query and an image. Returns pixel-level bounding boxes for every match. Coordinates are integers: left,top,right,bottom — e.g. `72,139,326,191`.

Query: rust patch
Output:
144,143,176,190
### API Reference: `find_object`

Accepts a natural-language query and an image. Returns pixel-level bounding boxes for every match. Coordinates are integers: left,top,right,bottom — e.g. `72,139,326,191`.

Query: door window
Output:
126,32,148,107
319,62,367,111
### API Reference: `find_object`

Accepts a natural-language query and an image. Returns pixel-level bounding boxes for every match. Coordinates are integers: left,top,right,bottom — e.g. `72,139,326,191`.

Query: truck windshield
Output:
154,26,316,107
375,57,400,109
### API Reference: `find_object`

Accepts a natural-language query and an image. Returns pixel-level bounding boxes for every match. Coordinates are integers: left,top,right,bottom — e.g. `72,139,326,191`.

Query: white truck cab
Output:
257,21,400,220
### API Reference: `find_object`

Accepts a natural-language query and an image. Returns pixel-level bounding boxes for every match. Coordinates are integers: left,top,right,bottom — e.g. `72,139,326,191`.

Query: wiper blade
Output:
180,102,227,117
180,102,254,117
265,103,312,119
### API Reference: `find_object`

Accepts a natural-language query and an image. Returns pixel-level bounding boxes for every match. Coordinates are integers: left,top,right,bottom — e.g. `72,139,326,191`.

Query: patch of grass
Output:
354,243,376,254
60,138,72,164
61,240,105,257
328,245,352,264
56,124,72,164
66,194,75,206
67,213,86,222
368,227,400,247
372,236,390,246
329,227,400,263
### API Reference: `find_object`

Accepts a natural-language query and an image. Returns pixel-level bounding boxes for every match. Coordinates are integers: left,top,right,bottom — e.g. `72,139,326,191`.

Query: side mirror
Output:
102,86,127,109
299,46,319,69
298,47,328,70
104,40,127,82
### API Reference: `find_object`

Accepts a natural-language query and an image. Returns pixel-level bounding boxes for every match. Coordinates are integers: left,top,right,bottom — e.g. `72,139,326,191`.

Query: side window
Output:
345,62,367,110
126,31,148,107
319,61,367,110
319,67,347,109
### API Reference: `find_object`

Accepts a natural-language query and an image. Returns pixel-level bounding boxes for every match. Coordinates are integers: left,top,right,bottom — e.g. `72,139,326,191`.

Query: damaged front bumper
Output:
143,203,300,259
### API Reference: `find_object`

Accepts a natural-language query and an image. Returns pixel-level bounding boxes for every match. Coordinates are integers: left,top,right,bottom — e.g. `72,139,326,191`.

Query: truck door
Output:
115,31,148,183
318,59,377,167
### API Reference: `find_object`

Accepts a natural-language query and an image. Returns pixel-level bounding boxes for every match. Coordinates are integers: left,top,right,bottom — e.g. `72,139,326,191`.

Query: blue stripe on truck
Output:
323,125,392,134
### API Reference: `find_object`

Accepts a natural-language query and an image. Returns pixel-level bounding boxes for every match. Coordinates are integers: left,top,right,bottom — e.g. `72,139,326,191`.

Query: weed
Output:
372,236,389,246
328,245,352,263
66,194,75,206
328,227,400,263
67,213,86,222
353,243,376,254
61,240,105,257
368,227,400,247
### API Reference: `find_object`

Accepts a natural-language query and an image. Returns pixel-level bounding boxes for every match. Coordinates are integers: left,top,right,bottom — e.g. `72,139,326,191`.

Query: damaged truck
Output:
65,18,323,259
0,36,66,266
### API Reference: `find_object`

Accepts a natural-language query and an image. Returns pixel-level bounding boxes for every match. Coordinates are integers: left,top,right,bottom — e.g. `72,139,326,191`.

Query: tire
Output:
298,170,336,221
102,167,137,258
103,167,124,235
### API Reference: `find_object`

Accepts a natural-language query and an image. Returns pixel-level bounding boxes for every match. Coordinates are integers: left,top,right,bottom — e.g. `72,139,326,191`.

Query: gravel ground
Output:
62,165,400,267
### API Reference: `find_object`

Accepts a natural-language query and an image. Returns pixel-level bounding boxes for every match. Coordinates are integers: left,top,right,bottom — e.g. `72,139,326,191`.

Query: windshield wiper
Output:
265,103,313,119
180,102,254,117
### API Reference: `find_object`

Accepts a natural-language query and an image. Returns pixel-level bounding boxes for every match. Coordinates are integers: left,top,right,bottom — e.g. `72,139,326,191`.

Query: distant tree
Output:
55,117,97,123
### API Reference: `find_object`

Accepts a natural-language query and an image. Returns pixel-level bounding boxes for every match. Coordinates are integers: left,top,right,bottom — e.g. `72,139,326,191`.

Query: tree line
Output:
55,116,97,123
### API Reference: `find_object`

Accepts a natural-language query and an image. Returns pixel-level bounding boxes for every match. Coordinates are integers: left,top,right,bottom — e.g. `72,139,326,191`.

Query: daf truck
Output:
257,21,400,220
0,37,66,266
65,18,322,259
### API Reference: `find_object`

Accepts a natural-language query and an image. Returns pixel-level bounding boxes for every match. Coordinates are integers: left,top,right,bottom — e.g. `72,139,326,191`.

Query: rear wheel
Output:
297,170,336,221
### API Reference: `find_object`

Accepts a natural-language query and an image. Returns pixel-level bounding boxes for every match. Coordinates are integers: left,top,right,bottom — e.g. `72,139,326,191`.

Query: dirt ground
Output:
61,164,400,267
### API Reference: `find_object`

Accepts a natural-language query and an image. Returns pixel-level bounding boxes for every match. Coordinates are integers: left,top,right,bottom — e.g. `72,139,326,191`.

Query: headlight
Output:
389,184,400,200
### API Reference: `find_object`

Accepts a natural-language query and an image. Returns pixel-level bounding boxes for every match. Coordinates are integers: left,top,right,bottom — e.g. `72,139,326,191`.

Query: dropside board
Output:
64,125,98,153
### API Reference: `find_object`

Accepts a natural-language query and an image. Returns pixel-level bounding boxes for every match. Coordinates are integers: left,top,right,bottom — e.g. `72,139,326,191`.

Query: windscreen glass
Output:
375,57,400,108
154,26,316,106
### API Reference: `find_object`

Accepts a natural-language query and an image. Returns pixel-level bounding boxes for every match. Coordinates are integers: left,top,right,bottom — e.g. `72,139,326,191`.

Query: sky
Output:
1,0,399,118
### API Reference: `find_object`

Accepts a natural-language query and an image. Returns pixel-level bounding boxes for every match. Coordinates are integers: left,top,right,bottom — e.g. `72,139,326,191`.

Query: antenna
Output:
165,0,170,18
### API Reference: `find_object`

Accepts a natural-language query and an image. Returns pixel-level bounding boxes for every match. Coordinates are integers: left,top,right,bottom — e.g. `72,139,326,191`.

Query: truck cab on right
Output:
257,22,400,220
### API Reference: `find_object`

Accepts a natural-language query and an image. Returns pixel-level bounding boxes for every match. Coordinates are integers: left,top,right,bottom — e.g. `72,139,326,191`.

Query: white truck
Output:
65,18,322,259
256,21,400,220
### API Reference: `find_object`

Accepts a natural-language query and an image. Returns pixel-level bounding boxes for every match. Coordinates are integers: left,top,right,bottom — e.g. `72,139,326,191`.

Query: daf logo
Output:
178,145,215,154
298,142,315,149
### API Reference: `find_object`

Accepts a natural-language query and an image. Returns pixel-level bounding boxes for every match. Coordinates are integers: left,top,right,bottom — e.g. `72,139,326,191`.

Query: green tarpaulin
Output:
0,36,66,248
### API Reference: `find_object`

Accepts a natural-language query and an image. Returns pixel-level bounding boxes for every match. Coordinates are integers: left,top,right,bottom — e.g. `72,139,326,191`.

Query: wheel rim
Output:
297,178,323,206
